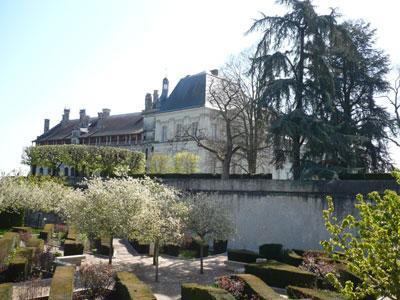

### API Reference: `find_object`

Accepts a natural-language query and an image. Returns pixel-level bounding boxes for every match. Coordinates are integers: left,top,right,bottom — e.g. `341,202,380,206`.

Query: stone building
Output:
35,70,291,178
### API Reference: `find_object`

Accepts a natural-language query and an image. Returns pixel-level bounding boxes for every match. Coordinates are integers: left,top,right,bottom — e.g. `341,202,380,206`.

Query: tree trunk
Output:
155,239,159,282
108,236,113,265
292,135,301,180
221,158,231,180
200,243,204,274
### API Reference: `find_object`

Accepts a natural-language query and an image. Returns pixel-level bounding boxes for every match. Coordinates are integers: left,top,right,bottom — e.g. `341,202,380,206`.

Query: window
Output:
191,122,198,136
64,167,69,177
162,125,168,142
211,124,217,139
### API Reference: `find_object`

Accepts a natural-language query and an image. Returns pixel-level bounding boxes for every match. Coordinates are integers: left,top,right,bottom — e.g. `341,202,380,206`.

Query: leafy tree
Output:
185,193,234,274
134,179,188,282
173,151,199,174
321,171,400,299
248,0,339,179
148,153,171,174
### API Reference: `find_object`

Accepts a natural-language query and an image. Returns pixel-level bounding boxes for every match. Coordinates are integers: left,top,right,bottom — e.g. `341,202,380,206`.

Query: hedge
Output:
0,210,24,229
64,240,84,256
162,244,180,257
227,249,259,263
2,232,20,249
129,240,150,254
188,239,209,258
0,236,17,255
245,261,316,289
12,227,32,234
0,283,12,300
98,237,113,256
282,250,303,267
213,240,228,254
49,266,75,300
339,173,394,180
131,173,273,180
39,224,55,241
181,283,235,300
16,247,36,273
115,271,156,300
25,238,44,253
5,255,28,282
233,274,283,299
287,286,344,299
259,244,283,260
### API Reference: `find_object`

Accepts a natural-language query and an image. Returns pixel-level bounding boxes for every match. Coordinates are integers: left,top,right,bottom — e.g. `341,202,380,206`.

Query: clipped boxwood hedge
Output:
64,240,84,256
25,238,44,253
12,227,32,234
245,261,316,289
227,249,259,263
2,232,20,249
282,250,303,267
0,283,12,300
213,240,228,254
115,271,156,300
259,244,283,260
233,274,283,299
39,223,55,241
49,266,75,300
181,283,235,300
98,237,113,256
162,244,180,257
287,285,344,299
129,240,150,254
0,237,15,256
5,255,28,282
16,247,36,273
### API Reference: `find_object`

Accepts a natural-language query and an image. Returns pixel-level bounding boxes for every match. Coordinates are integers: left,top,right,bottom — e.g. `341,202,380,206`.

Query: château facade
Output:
34,70,291,179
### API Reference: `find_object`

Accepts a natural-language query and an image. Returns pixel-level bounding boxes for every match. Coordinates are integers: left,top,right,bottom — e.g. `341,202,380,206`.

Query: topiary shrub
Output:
213,240,228,254
16,247,36,273
287,285,344,299
181,283,235,300
245,261,317,289
227,249,259,263
25,238,44,253
0,283,12,300
129,240,149,254
162,244,180,257
12,227,32,234
5,255,28,282
98,238,113,256
0,237,16,255
115,271,156,300
188,239,209,258
64,240,84,256
282,250,304,266
39,224,55,242
2,232,20,249
49,266,74,300
259,244,283,260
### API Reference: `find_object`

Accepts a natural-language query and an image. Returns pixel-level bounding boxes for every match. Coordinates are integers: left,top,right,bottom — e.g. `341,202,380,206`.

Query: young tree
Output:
248,0,339,179
148,153,171,174
173,151,199,174
185,193,234,274
68,177,147,264
135,179,188,282
321,171,400,299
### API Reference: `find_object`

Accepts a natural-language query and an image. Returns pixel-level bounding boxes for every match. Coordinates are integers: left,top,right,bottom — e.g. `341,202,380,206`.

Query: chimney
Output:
97,112,104,128
44,119,50,133
102,108,111,118
79,109,89,128
79,109,86,120
210,69,218,76
62,109,70,124
145,93,152,111
153,90,159,105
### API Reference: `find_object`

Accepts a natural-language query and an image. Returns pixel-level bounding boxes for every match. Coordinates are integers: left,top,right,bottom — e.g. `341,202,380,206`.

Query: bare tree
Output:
388,69,400,129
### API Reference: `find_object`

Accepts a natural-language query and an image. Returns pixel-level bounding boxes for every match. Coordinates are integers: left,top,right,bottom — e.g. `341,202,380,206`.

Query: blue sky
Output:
1,0,399,173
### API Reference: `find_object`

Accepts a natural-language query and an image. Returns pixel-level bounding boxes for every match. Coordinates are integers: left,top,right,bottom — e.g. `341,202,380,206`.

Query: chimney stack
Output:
79,109,89,128
62,109,70,124
102,108,111,118
79,109,86,120
210,69,218,76
145,93,152,111
44,119,50,133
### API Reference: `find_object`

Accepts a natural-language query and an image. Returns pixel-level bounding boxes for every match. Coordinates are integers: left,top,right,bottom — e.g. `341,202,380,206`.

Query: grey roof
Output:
36,113,143,142
160,72,207,112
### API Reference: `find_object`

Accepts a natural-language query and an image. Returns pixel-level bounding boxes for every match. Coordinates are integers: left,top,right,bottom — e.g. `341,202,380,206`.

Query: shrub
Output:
286,285,344,299
215,276,246,299
97,237,113,256
227,249,259,263
12,227,32,234
0,210,24,229
259,244,283,260
0,283,12,300
282,250,303,267
245,261,317,289
79,263,115,299
181,283,235,300
129,240,149,254
6,255,28,282
36,247,55,273
300,251,337,289
115,271,156,300
63,240,84,256
39,224,55,242
188,239,209,258
234,274,283,299
25,238,44,253
49,266,74,300
16,247,35,273
213,240,228,254
2,232,20,249
162,244,180,257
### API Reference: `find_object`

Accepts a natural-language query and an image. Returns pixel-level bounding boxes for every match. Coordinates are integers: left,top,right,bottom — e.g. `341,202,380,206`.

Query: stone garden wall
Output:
163,178,400,251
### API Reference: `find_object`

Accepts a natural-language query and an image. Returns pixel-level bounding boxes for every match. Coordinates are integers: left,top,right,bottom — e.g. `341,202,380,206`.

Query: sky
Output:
0,0,399,173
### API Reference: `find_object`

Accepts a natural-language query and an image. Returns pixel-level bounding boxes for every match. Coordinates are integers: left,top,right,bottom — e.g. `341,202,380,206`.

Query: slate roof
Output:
35,113,143,142
160,72,207,112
